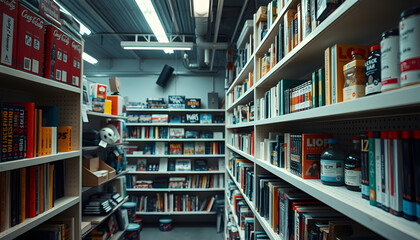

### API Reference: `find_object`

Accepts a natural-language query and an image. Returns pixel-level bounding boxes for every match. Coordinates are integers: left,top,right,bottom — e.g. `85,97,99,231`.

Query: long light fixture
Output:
193,0,210,17
135,0,173,54
82,52,98,65
54,1,92,35
121,41,193,51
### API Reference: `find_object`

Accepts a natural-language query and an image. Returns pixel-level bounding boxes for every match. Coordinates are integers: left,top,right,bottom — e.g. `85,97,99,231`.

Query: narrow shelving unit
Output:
225,0,420,239
127,188,224,192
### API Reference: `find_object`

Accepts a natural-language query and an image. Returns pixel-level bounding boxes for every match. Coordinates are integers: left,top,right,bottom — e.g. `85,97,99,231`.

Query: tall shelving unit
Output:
81,110,129,238
225,0,420,240
0,64,82,239
125,108,225,222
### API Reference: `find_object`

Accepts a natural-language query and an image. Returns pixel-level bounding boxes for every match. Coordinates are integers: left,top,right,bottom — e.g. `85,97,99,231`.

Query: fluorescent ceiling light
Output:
135,0,173,54
83,52,98,65
193,0,210,17
54,1,92,35
121,41,193,51
123,47,192,51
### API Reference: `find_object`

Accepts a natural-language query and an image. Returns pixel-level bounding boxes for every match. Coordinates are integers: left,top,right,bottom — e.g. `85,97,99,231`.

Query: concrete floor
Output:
139,224,224,240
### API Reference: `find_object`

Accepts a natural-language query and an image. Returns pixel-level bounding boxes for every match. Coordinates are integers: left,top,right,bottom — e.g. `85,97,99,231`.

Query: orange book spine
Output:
57,126,72,152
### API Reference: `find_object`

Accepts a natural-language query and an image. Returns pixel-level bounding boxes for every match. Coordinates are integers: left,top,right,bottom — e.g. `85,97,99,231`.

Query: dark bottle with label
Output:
320,138,346,186
365,45,381,95
345,136,362,191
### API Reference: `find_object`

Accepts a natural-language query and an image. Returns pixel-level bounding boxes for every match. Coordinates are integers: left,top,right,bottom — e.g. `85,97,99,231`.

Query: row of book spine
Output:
253,176,382,240
229,154,254,201
131,194,216,213
231,102,255,125
1,103,72,162
0,161,65,232
227,72,254,107
127,126,168,139
231,131,254,156
234,35,254,78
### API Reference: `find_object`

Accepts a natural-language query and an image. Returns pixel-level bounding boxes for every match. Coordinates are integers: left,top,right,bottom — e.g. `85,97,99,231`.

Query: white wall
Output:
84,59,226,108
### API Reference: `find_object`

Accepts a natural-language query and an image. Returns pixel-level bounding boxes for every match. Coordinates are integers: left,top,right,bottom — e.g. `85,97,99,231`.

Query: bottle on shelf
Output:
320,138,346,186
365,45,381,96
344,136,362,191
343,50,366,102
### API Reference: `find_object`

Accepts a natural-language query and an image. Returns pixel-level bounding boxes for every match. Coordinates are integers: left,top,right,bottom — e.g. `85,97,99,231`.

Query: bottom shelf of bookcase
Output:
253,158,420,240
0,196,79,240
225,193,245,240
227,170,280,240
81,196,129,237
110,229,126,240
136,211,216,216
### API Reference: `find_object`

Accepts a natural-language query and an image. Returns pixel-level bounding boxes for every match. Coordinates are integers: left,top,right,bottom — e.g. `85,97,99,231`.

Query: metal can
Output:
381,29,400,92
124,223,140,240
122,202,136,223
400,7,420,87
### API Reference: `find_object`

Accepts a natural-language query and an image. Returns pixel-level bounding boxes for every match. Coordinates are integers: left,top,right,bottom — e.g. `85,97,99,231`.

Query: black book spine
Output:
414,133,420,223
402,134,416,220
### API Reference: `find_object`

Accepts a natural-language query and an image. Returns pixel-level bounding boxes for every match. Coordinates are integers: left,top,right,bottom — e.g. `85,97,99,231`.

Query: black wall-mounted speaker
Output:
156,64,174,88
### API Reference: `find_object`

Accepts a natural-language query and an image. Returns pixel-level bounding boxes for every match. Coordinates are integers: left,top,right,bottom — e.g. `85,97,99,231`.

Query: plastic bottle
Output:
345,136,362,191
343,50,366,102
365,45,381,95
320,138,346,186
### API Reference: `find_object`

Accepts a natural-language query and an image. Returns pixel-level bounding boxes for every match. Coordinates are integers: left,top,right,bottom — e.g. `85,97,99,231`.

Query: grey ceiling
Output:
57,0,268,62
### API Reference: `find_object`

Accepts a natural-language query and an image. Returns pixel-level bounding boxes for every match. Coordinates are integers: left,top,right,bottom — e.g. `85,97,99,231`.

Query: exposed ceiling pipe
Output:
231,0,250,44
81,0,140,60
194,17,208,68
209,0,224,71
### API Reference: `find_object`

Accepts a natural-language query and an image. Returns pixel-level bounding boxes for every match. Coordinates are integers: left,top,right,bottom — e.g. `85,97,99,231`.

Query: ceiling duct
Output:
189,0,227,70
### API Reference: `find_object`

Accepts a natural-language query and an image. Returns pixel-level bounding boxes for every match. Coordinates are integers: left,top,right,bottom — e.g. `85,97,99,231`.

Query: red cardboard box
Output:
0,0,18,68
70,39,82,87
39,0,61,27
16,5,45,76
45,24,71,83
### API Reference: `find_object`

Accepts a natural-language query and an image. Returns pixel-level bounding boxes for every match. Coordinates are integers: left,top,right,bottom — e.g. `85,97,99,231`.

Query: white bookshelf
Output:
127,188,224,192
136,211,216,215
225,0,420,239
0,197,80,240
127,108,225,112
82,196,129,237
126,154,225,158
0,151,81,172
127,138,225,142
82,142,129,151
227,170,279,240
0,62,82,239
225,192,245,240
226,86,255,112
86,111,128,119
110,230,126,240
227,53,255,94
126,123,225,127
129,170,225,175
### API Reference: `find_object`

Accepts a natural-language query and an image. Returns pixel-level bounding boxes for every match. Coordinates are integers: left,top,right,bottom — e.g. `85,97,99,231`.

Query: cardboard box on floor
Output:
82,157,116,186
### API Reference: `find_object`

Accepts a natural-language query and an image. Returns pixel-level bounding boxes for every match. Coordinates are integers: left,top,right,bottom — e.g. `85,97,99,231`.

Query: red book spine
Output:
10,103,35,158
28,166,36,218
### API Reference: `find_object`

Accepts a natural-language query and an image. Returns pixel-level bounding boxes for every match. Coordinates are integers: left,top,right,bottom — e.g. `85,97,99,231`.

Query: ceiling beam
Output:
209,0,224,71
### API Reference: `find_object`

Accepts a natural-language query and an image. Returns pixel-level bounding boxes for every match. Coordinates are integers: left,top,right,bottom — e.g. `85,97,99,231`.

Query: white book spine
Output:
375,138,382,207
